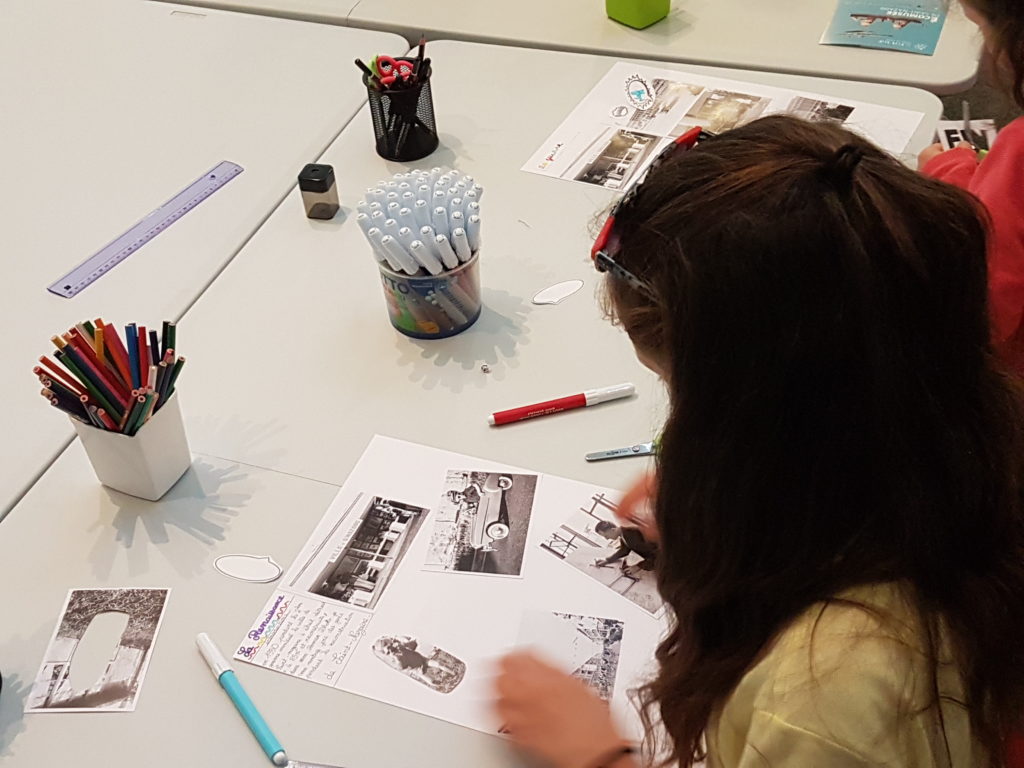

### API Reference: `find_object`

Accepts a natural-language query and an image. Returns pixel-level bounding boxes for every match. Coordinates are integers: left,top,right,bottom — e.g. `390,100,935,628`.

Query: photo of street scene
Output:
307,496,428,610
517,611,624,701
424,470,538,577
683,89,771,133
27,588,169,712
571,128,664,190
541,492,662,616
787,96,856,125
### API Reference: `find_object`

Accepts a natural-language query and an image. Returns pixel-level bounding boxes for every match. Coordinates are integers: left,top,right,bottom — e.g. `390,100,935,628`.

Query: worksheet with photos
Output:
235,436,665,738
523,62,925,190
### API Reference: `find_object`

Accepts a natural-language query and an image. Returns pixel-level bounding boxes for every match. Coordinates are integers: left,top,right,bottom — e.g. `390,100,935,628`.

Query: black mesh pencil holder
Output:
365,59,439,162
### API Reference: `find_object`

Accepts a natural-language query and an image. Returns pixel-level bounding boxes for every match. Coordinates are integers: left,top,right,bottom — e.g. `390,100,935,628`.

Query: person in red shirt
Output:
918,0,1024,372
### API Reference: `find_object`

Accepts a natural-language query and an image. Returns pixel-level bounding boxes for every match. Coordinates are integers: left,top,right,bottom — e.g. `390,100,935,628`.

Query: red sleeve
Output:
971,120,1024,347
920,146,979,188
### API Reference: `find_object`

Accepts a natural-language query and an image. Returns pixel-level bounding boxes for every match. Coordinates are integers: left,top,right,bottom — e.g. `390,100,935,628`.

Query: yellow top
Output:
706,583,986,767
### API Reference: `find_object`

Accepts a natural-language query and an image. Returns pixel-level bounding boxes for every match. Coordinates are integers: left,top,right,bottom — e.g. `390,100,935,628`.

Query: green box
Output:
606,0,670,29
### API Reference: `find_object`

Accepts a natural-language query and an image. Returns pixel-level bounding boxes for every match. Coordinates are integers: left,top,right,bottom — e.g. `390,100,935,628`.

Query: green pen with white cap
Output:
196,633,288,766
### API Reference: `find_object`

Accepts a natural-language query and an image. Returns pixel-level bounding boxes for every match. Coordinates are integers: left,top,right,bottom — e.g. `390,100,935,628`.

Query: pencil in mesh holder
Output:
365,59,439,162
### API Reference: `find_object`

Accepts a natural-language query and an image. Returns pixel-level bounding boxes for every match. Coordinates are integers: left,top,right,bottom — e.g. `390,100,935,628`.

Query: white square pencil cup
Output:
72,394,192,501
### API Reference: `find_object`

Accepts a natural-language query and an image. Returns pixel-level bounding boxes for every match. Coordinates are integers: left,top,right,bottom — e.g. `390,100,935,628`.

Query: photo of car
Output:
426,469,538,576
461,474,513,551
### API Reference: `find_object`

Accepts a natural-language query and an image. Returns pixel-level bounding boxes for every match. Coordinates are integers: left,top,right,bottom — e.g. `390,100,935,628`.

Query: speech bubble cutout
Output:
532,280,584,306
68,611,129,692
214,554,282,583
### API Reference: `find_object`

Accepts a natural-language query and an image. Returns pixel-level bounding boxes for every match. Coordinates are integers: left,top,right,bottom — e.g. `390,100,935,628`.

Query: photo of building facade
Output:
308,496,428,610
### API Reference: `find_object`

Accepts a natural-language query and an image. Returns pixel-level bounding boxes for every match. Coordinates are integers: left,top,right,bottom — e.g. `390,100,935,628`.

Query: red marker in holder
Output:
488,383,635,426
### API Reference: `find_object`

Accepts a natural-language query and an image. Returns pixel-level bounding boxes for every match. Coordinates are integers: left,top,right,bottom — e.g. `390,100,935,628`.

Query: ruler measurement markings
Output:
48,161,244,298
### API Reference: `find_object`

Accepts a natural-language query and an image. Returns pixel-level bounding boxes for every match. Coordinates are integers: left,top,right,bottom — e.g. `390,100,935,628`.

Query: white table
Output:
0,42,943,768
157,0,982,94
0,0,404,518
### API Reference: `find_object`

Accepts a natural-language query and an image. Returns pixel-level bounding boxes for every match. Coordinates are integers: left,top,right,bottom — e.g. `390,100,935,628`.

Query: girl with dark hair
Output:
919,0,1024,372
494,116,1024,768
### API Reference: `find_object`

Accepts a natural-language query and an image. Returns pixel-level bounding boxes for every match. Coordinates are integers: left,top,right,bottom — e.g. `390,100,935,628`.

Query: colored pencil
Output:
38,319,183,433
41,377,83,406
56,347,122,418
137,326,149,387
131,393,158,435
97,319,133,387
166,356,186,397
48,396,88,423
126,324,140,390
161,320,171,358
156,361,172,402
96,408,117,430
42,387,87,419
86,405,106,429
65,331,131,407
36,359,84,396
66,329,127,398
123,394,147,434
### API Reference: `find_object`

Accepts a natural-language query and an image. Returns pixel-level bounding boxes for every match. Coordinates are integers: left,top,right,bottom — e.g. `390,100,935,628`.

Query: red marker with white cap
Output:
488,383,635,426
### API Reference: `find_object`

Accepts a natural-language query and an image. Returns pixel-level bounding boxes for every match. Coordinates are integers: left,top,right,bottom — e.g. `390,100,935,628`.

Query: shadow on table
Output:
614,6,694,46
87,457,256,581
392,287,531,392
189,412,288,472
0,672,28,758
0,624,51,758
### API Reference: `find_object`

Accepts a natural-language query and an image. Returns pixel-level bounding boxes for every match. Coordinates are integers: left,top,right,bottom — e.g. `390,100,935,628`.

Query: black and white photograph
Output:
424,469,538,577
571,128,665,190
518,611,624,701
683,88,772,133
371,634,467,694
307,496,428,610
27,588,170,712
787,96,856,125
625,78,705,134
541,492,663,616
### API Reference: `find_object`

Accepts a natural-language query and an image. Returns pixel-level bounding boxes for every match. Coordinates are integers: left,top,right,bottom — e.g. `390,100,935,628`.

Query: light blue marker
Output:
197,633,288,766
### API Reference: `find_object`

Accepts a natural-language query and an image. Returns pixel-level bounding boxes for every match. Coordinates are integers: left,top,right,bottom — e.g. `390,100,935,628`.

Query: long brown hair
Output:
603,115,1024,766
963,0,1024,108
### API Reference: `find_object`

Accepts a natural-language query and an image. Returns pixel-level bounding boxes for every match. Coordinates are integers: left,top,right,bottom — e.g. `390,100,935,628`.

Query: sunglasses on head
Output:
590,126,715,296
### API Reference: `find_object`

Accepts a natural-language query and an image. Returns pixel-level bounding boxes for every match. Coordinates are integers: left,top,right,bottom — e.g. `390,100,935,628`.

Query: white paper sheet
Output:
936,118,998,151
235,436,666,739
523,62,925,190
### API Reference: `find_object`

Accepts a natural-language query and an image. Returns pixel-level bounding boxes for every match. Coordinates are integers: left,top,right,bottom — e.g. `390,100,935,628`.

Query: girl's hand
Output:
616,471,658,542
918,141,976,170
494,652,629,768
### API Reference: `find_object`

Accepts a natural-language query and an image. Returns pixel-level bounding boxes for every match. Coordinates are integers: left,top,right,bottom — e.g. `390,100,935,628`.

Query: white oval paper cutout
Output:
214,554,282,583
532,280,584,306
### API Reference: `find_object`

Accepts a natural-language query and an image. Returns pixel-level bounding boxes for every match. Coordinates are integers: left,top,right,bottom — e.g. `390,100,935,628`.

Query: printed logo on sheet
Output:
624,74,655,111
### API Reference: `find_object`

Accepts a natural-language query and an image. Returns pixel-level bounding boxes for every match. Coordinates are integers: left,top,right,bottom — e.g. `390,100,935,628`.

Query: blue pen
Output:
197,633,288,766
